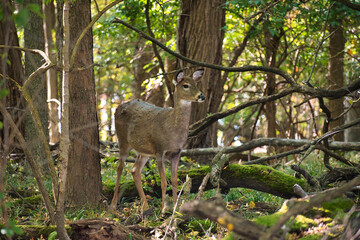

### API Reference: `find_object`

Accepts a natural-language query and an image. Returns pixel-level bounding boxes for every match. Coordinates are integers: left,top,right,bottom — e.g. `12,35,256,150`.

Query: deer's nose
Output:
198,93,206,102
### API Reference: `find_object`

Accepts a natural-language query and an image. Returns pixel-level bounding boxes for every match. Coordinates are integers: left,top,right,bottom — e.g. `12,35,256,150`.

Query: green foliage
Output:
185,218,217,236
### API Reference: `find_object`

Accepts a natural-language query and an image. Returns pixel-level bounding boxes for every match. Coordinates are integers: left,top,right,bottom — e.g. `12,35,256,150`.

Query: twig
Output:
195,173,210,200
291,165,320,188
163,179,186,240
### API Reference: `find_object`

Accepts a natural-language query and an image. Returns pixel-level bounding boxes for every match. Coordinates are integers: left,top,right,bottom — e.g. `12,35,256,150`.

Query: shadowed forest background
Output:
1,0,360,239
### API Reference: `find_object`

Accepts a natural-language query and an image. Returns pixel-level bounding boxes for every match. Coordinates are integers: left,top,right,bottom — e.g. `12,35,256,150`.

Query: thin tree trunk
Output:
263,28,282,141
328,22,345,141
55,0,71,238
43,0,60,145
23,0,49,169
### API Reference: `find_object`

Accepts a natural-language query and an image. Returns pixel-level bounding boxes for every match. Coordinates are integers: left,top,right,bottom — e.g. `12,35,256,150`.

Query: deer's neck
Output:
173,96,192,131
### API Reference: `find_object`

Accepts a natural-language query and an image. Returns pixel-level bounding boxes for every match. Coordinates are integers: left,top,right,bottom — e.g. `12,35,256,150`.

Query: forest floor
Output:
2,147,359,239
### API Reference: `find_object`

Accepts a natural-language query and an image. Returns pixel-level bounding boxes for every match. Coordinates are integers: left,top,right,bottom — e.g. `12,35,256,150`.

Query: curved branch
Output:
145,0,173,105
112,18,297,85
0,45,56,89
189,87,297,136
333,0,360,11
111,20,360,137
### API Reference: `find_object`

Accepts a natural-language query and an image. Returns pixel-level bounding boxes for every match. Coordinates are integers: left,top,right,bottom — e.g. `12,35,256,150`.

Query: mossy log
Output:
103,164,310,201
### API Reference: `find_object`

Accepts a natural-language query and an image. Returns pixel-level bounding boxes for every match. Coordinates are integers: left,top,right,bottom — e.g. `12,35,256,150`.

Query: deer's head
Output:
173,69,206,103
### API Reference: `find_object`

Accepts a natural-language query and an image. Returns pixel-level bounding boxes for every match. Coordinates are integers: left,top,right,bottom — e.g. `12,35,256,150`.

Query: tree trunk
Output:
43,0,60,145
328,22,345,141
0,0,25,151
23,0,49,169
345,101,360,142
263,28,282,141
178,0,226,150
65,0,102,207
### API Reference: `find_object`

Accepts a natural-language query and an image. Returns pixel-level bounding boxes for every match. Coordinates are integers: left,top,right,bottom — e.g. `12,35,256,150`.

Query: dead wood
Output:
180,198,280,240
181,138,360,157
318,167,360,187
262,176,360,239
104,164,310,203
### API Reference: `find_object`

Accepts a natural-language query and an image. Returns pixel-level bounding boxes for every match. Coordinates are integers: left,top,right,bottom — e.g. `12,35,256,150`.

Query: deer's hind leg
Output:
131,155,150,211
110,144,129,211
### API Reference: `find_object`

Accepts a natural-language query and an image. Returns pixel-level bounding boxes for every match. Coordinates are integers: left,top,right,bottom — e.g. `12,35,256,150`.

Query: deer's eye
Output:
183,84,190,89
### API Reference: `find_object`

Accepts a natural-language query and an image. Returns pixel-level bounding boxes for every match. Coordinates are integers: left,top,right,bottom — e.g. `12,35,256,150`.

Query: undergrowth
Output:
2,150,357,239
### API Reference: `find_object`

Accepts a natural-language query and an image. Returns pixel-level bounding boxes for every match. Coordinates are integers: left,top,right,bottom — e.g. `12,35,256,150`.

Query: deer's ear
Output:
174,71,184,85
193,69,204,81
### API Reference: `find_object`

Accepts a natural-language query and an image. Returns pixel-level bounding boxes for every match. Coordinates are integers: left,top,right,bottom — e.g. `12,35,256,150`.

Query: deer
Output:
110,69,206,212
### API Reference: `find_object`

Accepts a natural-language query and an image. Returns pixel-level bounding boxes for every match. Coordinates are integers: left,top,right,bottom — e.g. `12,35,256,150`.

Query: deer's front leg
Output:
170,151,181,206
157,154,167,210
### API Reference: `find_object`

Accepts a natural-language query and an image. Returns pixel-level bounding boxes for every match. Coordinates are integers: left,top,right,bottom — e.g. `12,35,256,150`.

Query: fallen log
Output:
103,164,310,202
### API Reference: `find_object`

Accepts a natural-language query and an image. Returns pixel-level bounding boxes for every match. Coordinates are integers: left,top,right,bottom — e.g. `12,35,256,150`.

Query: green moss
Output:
253,212,282,227
11,195,44,206
299,233,323,240
321,197,353,214
179,166,210,179
292,215,317,230
226,164,308,193
253,202,316,231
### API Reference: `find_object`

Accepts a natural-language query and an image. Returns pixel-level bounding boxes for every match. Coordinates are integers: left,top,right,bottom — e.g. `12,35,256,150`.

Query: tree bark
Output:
263,29,282,141
65,0,102,207
328,21,345,141
178,0,226,150
23,0,49,169
345,101,360,142
0,0,25,151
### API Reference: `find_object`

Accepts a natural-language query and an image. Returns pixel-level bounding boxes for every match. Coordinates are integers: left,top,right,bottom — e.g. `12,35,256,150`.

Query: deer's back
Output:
115,100,185,156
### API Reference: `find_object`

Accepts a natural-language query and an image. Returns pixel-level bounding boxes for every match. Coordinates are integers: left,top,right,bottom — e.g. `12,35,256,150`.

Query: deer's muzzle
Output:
198,93,206,102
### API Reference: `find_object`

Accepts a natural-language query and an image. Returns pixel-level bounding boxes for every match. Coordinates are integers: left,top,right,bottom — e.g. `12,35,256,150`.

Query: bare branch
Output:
181,137,360,158
112,18,297,85
181,198,280,240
